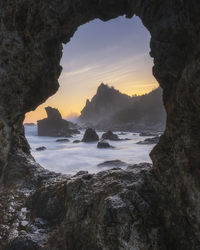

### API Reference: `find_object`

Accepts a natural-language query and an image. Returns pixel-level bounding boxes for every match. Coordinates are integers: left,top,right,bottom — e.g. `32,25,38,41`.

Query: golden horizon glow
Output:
24,81,158,124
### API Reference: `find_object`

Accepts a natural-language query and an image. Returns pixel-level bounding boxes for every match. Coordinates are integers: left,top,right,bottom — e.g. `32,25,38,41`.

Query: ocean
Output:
25,125,154,175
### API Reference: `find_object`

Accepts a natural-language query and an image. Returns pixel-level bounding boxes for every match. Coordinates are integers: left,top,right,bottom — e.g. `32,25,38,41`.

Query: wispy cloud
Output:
60,65,99,79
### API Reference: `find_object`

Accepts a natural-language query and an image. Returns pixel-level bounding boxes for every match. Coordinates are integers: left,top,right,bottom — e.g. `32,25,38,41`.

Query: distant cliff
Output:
79,84,166,131
79,83,132,125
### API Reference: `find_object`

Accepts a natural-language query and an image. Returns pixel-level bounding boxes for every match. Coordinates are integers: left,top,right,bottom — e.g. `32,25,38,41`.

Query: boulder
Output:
36,146,47,151
73,140,81,143
37,107,80,137
56,139,69,142
82,128,99,142
97,160,128,167
139,132,159,137
137,136,160,145
97,141,114,149
102,130,120,141
127,162,152,171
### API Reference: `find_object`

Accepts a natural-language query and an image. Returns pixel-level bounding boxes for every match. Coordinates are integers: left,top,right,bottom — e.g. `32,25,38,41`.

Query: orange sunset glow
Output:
25,16,158,124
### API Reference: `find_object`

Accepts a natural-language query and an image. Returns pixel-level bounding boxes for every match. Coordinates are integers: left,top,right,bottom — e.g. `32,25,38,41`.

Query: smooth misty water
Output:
25,126,155,175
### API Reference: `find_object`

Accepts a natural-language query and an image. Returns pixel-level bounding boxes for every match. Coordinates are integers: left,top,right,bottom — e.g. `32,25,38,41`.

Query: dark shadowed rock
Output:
74,171,89,176
82,128,99,142
73,140,81,143
79,83,133,126
0,1,200,250
139,132,159,137
56,139,69,142
137,136,160,145
98,160,128,167
8,238,40,250
127,162,152,171
36,147,47,151
80,85,166,132
97,141,114,149
102,130,120,141
37,107,80,137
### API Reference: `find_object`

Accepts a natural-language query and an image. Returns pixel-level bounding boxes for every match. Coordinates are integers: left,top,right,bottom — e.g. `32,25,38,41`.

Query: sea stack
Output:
82,128,99,142
37,106,79,137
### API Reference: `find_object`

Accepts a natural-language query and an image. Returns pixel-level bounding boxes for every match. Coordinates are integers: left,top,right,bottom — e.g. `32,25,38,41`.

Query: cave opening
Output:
1,1,199,249
24,16,165,175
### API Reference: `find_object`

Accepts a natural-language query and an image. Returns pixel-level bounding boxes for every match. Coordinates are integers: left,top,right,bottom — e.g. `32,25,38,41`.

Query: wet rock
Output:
137,136,160,145
127,162,152,171
82,128,99,142
37,107,80,137
139,132,159,137
97,141,114,149
56,139,69,142
1,0,200,249
102,130,120,141
8,237,40,250
74,171,89,176
73,140,81,143
97,160,128,167
36,147,47,151
119,132,127,135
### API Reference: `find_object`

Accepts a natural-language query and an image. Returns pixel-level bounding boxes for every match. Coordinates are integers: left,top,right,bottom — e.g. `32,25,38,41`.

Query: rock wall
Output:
0,0,200,249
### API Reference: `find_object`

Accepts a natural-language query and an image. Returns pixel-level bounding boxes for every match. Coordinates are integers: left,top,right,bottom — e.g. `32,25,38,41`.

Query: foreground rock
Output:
37,107,80,137
137,136,160,145
97,141,114,149
1,1,200,249
102,130,120,141
97,160,128,167
4,163,161,250
82,128,99,142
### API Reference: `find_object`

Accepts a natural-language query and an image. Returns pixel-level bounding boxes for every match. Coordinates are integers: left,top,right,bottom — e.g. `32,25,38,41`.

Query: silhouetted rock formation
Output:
37,107,80,137
102,130,120,141
79,83,132,126
82,128,99,142
80,85,166,132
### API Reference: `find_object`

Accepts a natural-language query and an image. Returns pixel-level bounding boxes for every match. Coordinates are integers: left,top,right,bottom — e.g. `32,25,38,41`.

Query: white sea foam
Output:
25,126,154,175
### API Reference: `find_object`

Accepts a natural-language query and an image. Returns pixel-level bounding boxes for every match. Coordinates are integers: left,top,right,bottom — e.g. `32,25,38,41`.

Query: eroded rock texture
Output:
0,0,200,249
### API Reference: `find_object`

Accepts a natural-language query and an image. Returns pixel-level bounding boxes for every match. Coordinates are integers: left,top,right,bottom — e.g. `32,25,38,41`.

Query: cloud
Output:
60,65,100,79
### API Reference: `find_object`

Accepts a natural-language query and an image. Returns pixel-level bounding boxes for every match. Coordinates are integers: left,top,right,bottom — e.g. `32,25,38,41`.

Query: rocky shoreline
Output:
0,160,161,249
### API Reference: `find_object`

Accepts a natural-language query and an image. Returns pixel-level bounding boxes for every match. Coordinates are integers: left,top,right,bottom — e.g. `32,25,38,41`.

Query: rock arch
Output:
0,0,200,249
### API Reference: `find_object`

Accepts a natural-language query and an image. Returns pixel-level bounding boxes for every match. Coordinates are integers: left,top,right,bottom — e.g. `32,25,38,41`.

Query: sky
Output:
25,16,158,123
